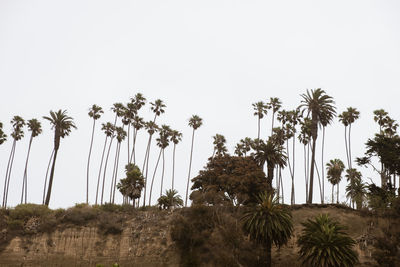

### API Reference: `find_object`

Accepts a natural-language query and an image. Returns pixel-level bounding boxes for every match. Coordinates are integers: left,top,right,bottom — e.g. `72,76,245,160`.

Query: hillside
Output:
0,204,397,266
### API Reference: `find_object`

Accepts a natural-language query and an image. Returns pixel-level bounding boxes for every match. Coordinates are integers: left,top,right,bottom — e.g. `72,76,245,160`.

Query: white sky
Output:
0,0,399,208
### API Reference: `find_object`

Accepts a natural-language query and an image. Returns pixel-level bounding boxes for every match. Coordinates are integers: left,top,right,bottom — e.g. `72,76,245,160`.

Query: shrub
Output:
61,205,98,226
8,204,51,221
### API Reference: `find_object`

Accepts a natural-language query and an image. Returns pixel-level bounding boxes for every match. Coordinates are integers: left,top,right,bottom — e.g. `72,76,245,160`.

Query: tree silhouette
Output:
117,163,144,207
43,110,76,206
326,159,345,203
86,104,103,204
266,97,282,135
157,189,183,210
299,89,336,203
253,101,266,139
185,115,203,207
170,129,182,190
21,118,42,204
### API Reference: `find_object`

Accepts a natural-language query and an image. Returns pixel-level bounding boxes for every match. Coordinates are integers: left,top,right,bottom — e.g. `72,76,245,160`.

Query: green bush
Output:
8,204,51,221
98,213,124,235
62,206,98,226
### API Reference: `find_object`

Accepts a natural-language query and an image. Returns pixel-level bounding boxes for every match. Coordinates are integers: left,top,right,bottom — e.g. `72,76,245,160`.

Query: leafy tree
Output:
252,101,266,139
297,214,358,267
21,118,42,204
299,89,336,203
190,155,268,206
170,129,183,190
326,159,345,203
95,122,115,205
86,104,103,204
117,164,144,207
43,110,76,206
242,192,293,267
158,189,183,209
2,116,25,208
185,115,203,207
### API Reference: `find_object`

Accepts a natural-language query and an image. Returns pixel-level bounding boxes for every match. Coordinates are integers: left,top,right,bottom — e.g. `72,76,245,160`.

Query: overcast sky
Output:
1,0,399,208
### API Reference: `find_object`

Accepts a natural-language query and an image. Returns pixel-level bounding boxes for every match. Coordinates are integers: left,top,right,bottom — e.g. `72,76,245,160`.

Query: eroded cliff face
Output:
0,206,394,267
0,211,180,267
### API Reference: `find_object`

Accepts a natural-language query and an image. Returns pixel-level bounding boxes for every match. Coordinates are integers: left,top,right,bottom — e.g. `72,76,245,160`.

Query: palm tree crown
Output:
88,104,103,120
188,115,203,130
0,122,6,145
297,214,358,267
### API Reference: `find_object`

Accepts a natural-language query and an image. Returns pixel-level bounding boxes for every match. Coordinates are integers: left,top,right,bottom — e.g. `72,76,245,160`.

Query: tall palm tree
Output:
123,103,135,163
130,115,144,165
185,115,203,207
21,119,42,204
297,214,358,267
373,109,388,134
2,116,25,208
286,109,301,205
149,125,171,205
0,122,6,145
345,107,360,169
326,159,345,204
170,129,182,190
211,134,228,158
43,110,76,206
128,93,146,164
110,126,127,204
242,192,293,267
150,99,166,123
86,104,103,204
300,89,336,203
142,121,159,207
95,122,114,205
252,101,266,139
267,97,282,135
298,118,312,203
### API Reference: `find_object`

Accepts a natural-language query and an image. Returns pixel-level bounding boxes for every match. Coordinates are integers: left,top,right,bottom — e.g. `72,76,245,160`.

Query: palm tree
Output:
373,109,388,133
242,192,293,267
130,115,144,165
86,104,103,204
298,118,312,203
211,134,228,158
326,159,345,204
117,163,144,207
43,110,76,206
345,168,365,209
345,107,360,169
300,89,336,203
170,129,182,190
110,126,127,204
252,101,266,139
234,143,245,156
2,116,25,208
267,97,282,135
128,93,146,164
149,125,171,205
142,121,159,207
157,189,183,209
297,214,358,267
251,137,287,195
150,99,166,123
21,119,42,204
95,122,114,205
0,122,6,145
123,103,135,163
185,115,203,207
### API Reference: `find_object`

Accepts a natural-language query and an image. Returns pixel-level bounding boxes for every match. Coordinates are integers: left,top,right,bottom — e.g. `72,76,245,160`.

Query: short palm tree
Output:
345,168,366,209
21,118,42,204
297,214,358,267
253,101,266,139
157,189,183,209
3,116,25,208
299,89,336,204
117,163,144,207
242,192,293,267
185,115,203,207
170,129,182,190
43,110,76,206
326,159,345,204
86,104,103,204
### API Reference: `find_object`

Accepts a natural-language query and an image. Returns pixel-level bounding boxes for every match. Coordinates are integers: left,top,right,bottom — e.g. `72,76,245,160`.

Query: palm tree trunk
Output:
292,136,296,205
130,128,138,165
304,144,308,203
149,148,162,206
271,112,275,135
348,123,352,169
21,135,33,204
266,164,274,194
344,126,350,168
95,137,108,205
110,142,120,203
321,127,325,203
160,149,165,197
86,119,96,204
313,160,323,204
337,183,339,204
143,135,153,207
101,137,114,204
45,148,59,206
286,139,294,205
172,144,176,190
331,184,334,203
3,141,16,208
308,137,317,204
4,141,17,208
112,142,121,204
185,128,195,207
266,240,272,267
127,124,130,163
257,118,260,139
43,149,54,205
280,168,284,204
